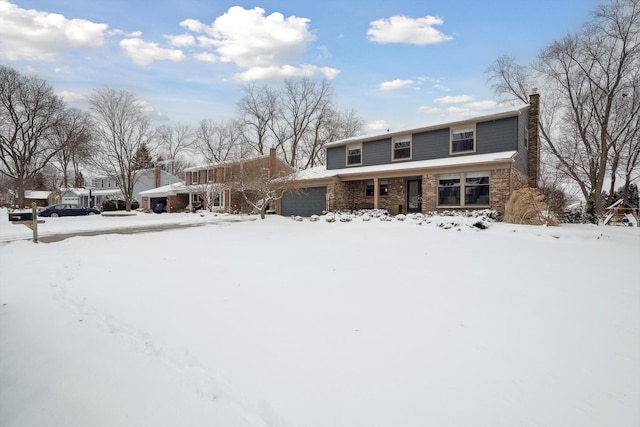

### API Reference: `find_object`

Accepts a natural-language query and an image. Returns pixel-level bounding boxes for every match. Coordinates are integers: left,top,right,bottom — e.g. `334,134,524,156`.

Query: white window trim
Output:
392,135,412,161
346,143,362,166
450,124,476,155
212,191,225,208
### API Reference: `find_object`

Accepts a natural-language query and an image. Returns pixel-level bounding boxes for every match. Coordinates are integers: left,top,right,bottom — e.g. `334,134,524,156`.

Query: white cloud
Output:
378,79,415,92
204,6,314,68
165,33,195,48
180,19,206,33
57,90,86,104
464,100,499,110
194,52,218,63
236,64,340,82
367,15,452,45
418,106,440,114
0,0,108,61
433,84,450,92
366,120,390,133
434,95,474,104
174,6,332,81
119,38,185,66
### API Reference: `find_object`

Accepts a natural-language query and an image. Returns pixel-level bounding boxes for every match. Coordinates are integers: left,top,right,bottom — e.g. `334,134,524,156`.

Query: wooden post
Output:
30,202,38,243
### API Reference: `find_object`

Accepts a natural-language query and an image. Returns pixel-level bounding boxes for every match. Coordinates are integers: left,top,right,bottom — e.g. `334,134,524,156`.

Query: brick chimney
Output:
269,147,276,174
155,165,161,188
528,92,540,188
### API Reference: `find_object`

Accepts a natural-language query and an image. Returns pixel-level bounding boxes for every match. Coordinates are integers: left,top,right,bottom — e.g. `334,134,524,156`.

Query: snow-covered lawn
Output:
1,210,638,427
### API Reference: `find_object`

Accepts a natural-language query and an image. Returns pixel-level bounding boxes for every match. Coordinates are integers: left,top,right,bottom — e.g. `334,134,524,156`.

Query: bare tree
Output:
52,108,93,188
237,83,277,156
232,146,296,219
238,78,364,169
272,78,334,168
300,107,365,168
194,119,239,164
155,123,194,176
0,65,66,207
487,0,640,216
88,88,154,211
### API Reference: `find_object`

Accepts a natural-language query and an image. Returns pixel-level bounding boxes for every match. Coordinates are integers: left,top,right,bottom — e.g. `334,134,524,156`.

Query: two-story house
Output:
279,94,540,217
58,167,182,209
140,148,293,213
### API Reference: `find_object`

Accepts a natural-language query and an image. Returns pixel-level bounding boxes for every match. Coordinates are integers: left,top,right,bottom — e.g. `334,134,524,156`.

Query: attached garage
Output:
281,186,327,217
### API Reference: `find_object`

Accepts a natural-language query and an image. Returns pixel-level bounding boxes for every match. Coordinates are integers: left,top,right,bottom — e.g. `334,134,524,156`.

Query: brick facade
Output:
323,166,525,217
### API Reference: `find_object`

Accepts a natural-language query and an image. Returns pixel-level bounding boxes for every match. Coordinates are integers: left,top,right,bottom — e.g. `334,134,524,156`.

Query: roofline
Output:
184,153,275,172
290,151,517,183
325,105,529,148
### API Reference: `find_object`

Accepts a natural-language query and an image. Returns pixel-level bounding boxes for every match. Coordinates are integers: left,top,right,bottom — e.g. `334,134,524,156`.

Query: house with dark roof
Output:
278,94,540,217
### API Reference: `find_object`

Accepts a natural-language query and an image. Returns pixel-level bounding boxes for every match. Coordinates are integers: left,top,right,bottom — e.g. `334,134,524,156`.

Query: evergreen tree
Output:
133,143,154,170
74,171,85,188
584,196,599,224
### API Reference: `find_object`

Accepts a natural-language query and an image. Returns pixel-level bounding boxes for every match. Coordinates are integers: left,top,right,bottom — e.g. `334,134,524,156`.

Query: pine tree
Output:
133,143,154,170
584,197,598,224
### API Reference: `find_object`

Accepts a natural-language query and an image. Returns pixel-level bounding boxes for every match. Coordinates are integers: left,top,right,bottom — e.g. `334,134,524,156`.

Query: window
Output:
191,171,198,184
438,174,461,206
365,179,389,197
438,172,490,207
212,192,224,208
465,172,490,206
451,126,475,154
347,143,362,166
379,179,389,196
393,137,411,160
261,168,270,179
365,180,374,197
207,169,214,183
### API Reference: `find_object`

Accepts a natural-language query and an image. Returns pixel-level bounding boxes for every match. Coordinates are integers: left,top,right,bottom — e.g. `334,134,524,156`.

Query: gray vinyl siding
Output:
362,138,391,166
326,115,522,170
513,110,529,174
327,146,346,170
412,128,450,160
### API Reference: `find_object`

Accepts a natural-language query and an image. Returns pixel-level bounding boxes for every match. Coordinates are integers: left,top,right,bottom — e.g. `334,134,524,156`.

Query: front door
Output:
407,179,422,213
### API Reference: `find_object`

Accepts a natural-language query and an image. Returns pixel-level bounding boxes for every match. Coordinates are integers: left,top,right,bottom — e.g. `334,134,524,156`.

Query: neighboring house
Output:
5,190,55,208
59,167,182,208
57,187,120,208
279,94,541,217
140,148,293,213
603,199,638,226
24,190,54,207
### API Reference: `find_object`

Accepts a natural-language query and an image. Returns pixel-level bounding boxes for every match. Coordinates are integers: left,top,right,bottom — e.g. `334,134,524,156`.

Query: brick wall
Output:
528,93,540,188
168,194,189,213
423,174,437,212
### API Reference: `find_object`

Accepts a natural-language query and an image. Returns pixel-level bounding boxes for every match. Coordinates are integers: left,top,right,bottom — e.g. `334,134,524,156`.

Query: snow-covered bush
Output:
395,214,406,221
310,215,320,222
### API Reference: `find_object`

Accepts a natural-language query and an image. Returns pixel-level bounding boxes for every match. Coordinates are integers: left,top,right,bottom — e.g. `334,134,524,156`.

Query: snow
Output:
1,209,639,427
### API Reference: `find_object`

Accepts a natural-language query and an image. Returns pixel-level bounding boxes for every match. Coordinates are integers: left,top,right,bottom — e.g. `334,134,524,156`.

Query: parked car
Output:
39,204,101,217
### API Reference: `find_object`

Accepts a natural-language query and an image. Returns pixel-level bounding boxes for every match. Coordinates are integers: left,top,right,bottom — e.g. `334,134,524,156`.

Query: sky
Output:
1,210,638,426
1,0,603,133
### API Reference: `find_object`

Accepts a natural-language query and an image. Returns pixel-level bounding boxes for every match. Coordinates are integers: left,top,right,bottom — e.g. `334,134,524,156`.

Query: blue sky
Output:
1,0,602,133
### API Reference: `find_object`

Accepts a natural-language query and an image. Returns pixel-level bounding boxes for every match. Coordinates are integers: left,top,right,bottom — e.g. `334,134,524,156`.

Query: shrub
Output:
102,199,140,211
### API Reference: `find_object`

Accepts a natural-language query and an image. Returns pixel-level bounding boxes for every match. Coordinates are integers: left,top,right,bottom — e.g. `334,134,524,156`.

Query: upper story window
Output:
392,136,411,161
190,171,198,184
450,126,475,154
207,169,214,183
346,143,362,166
